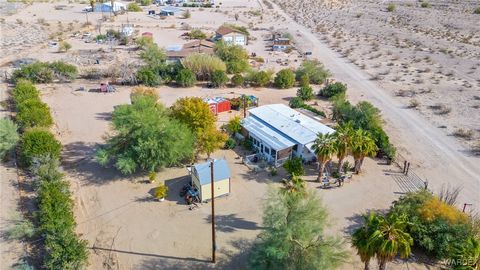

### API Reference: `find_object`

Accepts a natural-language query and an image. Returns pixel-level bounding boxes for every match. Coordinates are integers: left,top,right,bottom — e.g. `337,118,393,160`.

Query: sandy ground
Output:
1,0,479,269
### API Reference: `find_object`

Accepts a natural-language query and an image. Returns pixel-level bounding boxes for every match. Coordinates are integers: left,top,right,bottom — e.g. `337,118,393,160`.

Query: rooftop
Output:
216,25,243,36
242,116,296,150
247,104,335,145
160,6,184,12
193,159,231,185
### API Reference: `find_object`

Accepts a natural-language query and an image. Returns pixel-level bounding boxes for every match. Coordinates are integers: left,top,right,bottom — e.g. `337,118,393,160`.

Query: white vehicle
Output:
82,6,93,12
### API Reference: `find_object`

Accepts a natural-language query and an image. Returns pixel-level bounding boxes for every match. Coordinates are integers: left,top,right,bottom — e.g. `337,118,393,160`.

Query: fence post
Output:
405,162,410,176
403,160,407,173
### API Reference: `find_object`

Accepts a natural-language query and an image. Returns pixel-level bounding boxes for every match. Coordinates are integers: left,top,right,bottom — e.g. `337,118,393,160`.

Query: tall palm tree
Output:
352,212,379,270
351,129,377,174
333,122,353,174
368,214,413,270
312,133,337,181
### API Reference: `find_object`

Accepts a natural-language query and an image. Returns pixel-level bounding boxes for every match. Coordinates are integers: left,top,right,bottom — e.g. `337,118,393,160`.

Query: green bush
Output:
140,44,166,68
188,29,207,40
210,70,228,88
283,157,304,176
319,82,347,98
12,62,53,83
11,79,39,106
57,41,72,53
127,2,142,11
20,129,61,167
289,97,304,108
224,137,236,149
136,67,161,86
475,7,480,14
242,137,253,150
299,73,310,87
49,61,78,81
248,70,272,87
295,60,330,85
231,74,244,87
214,42,249,74
274,69,295,89
297,86,314,101
15,98,48,123
302,104,326,117
16,99,53,129
420,2,430,8
176,69,196,87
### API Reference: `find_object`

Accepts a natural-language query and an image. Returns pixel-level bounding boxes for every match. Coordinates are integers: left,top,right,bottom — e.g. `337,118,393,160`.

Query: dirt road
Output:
269,2,480,210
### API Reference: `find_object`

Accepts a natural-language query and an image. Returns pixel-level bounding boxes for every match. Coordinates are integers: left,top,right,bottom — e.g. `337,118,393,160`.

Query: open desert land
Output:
1,0,479,269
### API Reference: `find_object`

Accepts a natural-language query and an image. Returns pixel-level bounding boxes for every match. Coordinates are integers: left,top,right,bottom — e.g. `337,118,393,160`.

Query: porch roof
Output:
242,116,296,150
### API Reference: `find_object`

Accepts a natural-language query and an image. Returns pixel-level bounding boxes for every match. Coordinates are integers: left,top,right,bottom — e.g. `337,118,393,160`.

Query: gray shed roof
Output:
242,116,296,150
193,159,231,185
248,104,335,145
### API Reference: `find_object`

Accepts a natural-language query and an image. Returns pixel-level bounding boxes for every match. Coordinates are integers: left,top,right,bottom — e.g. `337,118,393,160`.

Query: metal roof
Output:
248,104,335,145
193,159,231,185
242,116,296,150
160,6,184,12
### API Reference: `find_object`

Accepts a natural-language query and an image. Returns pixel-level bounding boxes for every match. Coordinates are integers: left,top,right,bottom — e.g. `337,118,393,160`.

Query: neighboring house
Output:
94,2,126,12
159,6,184,16
272,38,291,51
166,40,215,62
241,104,335,166
190,159,231,201
215,26,247,46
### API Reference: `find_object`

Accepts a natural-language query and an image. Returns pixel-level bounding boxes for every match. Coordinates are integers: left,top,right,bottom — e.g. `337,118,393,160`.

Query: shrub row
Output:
289,97,326,117
10,79,88,269
12,61,78,83
12,80,53,130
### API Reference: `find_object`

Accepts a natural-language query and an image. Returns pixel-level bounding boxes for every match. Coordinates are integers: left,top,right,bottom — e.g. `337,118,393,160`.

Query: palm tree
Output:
352,212,379,270
281,175,306,194
351,129,377,174
368,214,413,270
333,122,353,174
312,133,337,181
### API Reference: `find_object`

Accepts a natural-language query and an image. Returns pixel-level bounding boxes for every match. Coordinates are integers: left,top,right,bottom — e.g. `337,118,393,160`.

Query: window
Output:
293,145,298,152
264,147,270,155
271,149,277,158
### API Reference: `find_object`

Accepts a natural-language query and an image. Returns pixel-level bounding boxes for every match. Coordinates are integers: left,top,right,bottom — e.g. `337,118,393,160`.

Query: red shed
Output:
216,99,231,113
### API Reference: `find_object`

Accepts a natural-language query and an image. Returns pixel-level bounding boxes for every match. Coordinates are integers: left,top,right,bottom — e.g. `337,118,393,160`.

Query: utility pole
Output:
210,160,216,263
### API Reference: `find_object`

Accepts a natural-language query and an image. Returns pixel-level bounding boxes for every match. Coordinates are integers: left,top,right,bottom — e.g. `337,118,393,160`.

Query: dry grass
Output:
452,129,474,140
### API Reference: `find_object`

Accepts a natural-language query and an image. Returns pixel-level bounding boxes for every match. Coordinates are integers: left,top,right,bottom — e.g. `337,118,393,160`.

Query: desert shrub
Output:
187,29,207,40
420,2,430,8
138,0,151,6
183,9,191,18
297,86,314,101
419,197,469,225
295,60,330,85
20,129,61,167
302,104,326,117
214,42,249,74
130,86,158,102
11,79,39,105
210,70,228,88
299,74,310,87
475,7,480,14
12,62,53,83
231,74,244,87
5,213,35,240
241,137,253,150
127,2,141,11
16,99,53,129
176,68,197,87
282,157,304,176
247,70,272,87
181,53,226,80
289,97,304,108
224,137,236,149
319,82,347,98
136,36,154,49
49,61,78,81
136,67,161,86
387,3,396,12
274,69,295,89
57,41,72,53
0,118,19,159
140,44,166,68
452,129,474,140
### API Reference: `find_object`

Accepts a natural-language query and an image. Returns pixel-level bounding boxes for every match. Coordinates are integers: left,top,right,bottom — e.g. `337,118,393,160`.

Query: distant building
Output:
159,6,184,16
215,26,247,46
94,2,126,12
241,104,335,165
166,39,215,62
190,159,231,201
272,38,291,51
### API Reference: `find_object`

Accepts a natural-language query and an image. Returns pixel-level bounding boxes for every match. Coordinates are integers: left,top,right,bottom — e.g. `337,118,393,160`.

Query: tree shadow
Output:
95,112,112,121
203,214,261,233
61,141,127,186
136,238,253,270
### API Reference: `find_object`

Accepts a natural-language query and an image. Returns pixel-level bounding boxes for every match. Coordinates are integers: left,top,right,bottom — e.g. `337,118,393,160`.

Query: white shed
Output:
94,2,126,12
191,159,231,201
